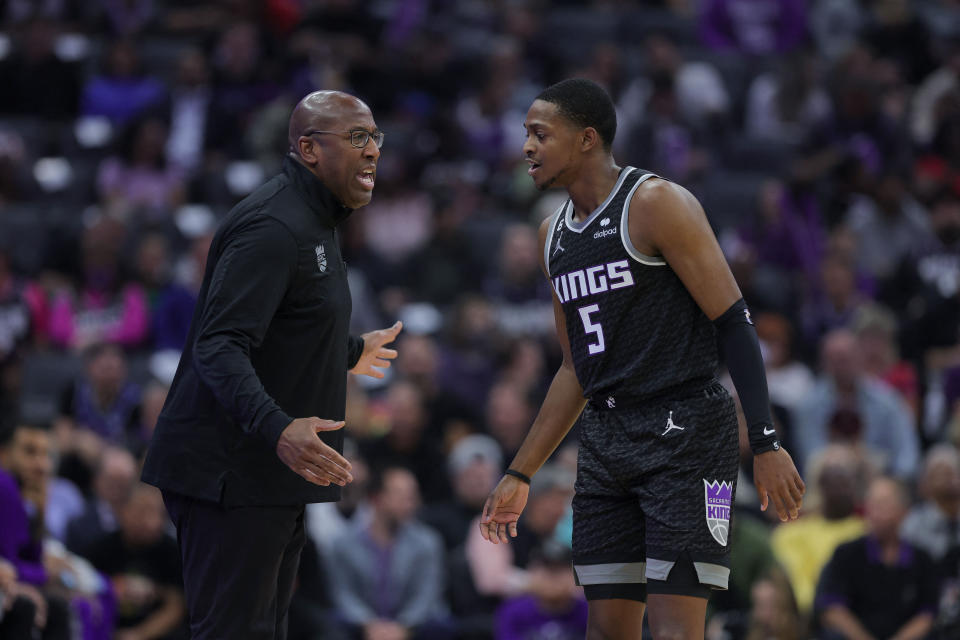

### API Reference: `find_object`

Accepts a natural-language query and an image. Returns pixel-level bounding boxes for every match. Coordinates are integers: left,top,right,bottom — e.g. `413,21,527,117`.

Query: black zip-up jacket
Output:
142,156,364,507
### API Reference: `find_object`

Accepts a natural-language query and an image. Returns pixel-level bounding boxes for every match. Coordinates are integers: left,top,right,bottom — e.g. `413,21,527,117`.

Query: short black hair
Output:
367,465,413,498
536,78,617,150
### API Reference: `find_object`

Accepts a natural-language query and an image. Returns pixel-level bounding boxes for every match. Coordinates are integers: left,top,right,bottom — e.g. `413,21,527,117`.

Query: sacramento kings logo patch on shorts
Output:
704,479,732,546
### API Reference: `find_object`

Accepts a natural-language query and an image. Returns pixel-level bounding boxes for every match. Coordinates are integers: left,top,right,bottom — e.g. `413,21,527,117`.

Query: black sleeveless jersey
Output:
544,167,718,400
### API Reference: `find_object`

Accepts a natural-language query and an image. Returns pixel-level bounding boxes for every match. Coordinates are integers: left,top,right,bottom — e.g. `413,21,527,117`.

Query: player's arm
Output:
503,293,585,479
629,180,805,521
505,214,586,478
479,216,587,544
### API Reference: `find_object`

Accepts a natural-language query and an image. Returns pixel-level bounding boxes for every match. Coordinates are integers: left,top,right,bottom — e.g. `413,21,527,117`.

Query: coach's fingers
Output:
498,522,510,544
508,521,518,538
317,452,354,483
379,348,398,360
312,440,352,471
299,466,331,487
372,358,391,369
303,459,349,486
313,419,345,432
303,450,352,485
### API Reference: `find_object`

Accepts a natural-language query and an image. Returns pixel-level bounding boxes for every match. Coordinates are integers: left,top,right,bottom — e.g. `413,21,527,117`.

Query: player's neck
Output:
566,161,622,222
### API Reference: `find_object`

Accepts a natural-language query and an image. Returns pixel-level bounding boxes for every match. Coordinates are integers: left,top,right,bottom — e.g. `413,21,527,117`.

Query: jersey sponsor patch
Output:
593,226,617,239
704,479,732,546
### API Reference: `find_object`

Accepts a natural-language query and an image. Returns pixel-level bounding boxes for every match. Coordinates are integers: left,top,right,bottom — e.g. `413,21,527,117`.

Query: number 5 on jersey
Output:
579,304,605,355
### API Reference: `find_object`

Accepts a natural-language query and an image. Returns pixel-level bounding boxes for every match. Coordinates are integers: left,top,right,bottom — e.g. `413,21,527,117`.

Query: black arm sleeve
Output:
714,298,779,454
347,334,364,370
192,216,298,448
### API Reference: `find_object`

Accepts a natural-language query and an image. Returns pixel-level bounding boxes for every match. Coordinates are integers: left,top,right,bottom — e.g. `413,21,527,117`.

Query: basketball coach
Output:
142,90,402,639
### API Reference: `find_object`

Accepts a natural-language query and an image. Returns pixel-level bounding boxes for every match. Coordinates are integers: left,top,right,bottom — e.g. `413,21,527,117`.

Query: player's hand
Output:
754,447,805,522
350,321,402,379
480,475,530,544
277,418,353,487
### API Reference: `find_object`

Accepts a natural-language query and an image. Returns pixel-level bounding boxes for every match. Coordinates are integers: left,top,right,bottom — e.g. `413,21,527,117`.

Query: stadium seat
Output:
723,137,798,175
544,9,619,62
0,206,47,275
139,37,194,81
694,171,768,232
19,351,83,424
617,8,697,47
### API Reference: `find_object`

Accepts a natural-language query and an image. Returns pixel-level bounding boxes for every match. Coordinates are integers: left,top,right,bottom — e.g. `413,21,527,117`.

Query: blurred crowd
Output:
2,0,960,638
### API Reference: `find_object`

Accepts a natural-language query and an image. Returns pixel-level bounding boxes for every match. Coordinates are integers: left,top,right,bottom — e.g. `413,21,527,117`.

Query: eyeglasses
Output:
305,129,385,149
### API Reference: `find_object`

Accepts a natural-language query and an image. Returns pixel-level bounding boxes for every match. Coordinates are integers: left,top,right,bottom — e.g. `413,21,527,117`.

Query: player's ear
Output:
581,127,600,152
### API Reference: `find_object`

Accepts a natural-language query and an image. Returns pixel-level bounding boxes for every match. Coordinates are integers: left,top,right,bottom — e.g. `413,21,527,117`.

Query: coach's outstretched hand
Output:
277,418,353,487
754,447,805,522
351,321,402,378
480,475,531,544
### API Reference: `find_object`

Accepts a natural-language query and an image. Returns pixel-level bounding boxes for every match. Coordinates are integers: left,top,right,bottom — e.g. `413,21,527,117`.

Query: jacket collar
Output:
283,155,353,227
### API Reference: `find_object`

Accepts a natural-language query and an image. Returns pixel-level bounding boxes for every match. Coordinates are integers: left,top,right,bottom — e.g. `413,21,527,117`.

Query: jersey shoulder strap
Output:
618,171,667,266
543,200,569,278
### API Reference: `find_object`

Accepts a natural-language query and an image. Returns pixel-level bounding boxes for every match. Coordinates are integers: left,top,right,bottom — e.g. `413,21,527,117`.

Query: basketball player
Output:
480,79,805,639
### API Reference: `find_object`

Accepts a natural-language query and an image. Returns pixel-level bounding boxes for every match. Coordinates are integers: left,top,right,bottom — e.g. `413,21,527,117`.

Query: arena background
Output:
1,0,960,638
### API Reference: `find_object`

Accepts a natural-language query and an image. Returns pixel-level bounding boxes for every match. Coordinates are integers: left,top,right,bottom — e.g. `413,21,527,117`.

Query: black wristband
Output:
504,469,531,485
750,423,781,455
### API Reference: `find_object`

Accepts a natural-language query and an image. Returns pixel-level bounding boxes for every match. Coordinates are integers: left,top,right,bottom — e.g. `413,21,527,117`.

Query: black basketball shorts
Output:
571,381,739,600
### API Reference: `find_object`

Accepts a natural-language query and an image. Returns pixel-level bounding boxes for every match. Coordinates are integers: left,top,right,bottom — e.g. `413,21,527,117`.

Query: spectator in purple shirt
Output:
134,232,196,351
700,0,808,56
0,423,72,639
80,38,166,127
495,541,587,640
55,342,142,451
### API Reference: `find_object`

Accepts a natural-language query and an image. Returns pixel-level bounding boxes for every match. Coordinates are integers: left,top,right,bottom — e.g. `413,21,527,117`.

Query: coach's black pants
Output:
162,491,306,640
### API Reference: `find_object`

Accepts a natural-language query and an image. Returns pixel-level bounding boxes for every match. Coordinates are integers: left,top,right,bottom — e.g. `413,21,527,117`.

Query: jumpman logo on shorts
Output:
661,410,684,436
